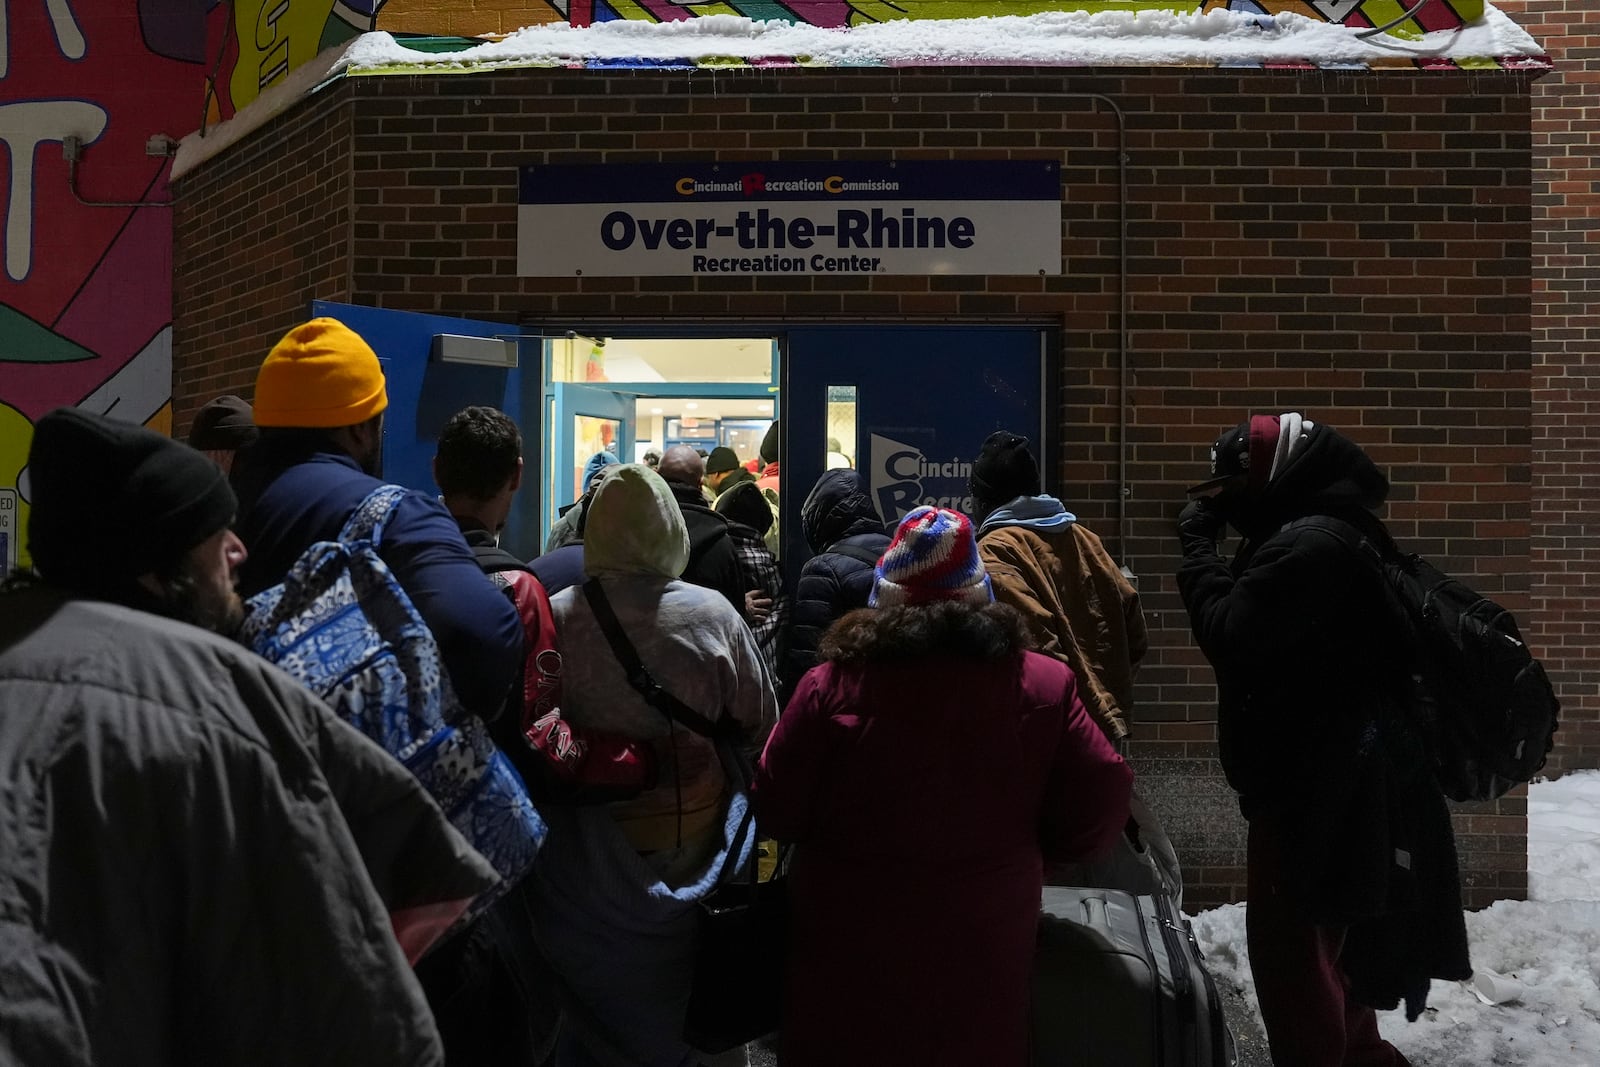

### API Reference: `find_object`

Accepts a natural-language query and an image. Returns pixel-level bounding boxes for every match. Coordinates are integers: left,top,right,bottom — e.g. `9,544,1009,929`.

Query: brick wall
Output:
1501,1,1600,776
172,93,356,436
172,64,1539,908
378,0,562,38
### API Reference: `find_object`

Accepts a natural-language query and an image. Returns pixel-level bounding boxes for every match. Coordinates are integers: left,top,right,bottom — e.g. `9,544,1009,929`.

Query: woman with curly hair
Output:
751,506,1134,1066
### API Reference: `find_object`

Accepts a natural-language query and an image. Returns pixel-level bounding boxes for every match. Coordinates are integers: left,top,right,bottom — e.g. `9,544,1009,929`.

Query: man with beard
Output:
0,407,499,1066
232,317,522,721
1175,412,1469,1067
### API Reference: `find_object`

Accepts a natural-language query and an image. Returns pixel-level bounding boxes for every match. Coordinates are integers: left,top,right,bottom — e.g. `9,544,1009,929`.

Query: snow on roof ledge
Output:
174,7,1548,180
341,8,1547,74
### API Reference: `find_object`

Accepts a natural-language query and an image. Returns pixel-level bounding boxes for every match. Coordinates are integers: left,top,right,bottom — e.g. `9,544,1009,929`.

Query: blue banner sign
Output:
517,161,1060,278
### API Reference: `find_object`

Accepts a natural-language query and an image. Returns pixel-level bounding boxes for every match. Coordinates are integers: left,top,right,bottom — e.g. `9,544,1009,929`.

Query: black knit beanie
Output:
28,407,237,591
759,420,780,465
969,430,1041,510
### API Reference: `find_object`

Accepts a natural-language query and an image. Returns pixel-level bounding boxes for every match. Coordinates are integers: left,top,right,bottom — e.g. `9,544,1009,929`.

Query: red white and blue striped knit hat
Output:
869,506,994,609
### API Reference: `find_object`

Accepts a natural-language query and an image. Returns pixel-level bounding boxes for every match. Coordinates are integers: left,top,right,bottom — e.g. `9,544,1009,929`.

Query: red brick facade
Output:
173,64,1547,908
1502,1,1600,776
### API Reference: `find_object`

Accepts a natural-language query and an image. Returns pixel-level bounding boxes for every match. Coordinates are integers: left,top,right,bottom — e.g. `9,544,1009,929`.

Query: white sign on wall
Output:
518,161,1061,278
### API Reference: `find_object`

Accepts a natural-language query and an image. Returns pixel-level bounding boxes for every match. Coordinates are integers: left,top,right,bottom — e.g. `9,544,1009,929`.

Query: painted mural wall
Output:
561,0,1482,34
0,0,1485,578
0,0,391,578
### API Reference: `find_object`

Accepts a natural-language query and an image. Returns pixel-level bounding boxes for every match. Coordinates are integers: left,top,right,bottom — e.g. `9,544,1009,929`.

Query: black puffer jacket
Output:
782,470,890,698
1176,422,1469,1016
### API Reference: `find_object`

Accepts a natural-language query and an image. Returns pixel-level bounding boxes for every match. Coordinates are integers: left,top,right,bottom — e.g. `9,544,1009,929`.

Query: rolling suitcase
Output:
1032,888,1236,1066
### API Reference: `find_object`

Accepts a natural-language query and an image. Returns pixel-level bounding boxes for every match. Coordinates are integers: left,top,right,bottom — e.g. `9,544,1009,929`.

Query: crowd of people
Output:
0,316,1469,1067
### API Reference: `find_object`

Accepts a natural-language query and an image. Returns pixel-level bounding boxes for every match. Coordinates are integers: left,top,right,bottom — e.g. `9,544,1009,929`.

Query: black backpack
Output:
1303,517,1560,803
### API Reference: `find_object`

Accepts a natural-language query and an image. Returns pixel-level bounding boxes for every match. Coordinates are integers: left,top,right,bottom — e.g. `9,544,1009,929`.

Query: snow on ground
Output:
1192,770,1600,1067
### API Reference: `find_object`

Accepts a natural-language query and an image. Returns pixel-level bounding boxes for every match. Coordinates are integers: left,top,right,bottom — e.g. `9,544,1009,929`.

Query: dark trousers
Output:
1246,820,1411,1067
416,887,563,1066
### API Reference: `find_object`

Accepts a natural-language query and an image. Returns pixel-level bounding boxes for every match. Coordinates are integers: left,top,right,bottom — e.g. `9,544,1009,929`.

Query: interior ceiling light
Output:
685,402,699,410
650,407,663,415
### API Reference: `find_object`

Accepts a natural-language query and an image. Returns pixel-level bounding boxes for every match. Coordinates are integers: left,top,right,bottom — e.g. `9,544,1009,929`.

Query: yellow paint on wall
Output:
0,402,33,574
146,404,174,437
230,0,342,112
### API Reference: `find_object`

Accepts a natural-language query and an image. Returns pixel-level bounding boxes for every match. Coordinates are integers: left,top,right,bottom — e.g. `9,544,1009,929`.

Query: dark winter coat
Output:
1175,423,1470,1015
528,543,586,596
234,440,522,719
752,602,1133,1067
782,469,890,694
664,480,748,616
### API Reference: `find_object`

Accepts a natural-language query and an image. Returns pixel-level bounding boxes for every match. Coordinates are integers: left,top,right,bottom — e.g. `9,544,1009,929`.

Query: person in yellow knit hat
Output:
234,317,521,717
230,317,547,1063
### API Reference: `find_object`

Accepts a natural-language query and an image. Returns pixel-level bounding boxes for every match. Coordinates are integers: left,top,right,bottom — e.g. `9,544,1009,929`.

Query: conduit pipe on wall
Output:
62,135,173,209
978,91,1129,564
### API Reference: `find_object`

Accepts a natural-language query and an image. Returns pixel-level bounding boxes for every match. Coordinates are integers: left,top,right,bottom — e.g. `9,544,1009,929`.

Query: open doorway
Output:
540,333,781,550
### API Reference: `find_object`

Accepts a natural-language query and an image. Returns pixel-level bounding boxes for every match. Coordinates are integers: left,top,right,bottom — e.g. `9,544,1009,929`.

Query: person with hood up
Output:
781,468,891,698
1176,412,1469,1067
752,506,1133,1067
527,464,778,1067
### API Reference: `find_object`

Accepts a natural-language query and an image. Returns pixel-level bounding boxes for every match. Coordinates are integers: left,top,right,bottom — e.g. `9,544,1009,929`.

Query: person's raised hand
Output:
1176,496,1225,554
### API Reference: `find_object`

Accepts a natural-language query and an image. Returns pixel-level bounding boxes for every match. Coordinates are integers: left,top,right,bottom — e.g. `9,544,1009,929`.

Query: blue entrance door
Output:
782,325,1048,582
309,301,543,558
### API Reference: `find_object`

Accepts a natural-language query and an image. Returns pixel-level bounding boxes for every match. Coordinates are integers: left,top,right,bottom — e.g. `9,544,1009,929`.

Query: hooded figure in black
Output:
1176,413,1468,1067
782,469,891,698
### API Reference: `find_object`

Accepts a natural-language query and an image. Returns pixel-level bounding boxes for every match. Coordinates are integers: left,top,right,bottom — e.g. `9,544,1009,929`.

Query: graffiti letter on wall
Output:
0,0,88,79
256,0,290,88
0,99,106,281
1312,0,1362,19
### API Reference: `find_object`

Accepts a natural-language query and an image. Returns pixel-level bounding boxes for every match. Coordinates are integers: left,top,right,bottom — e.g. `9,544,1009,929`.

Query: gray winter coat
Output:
0,587,499,1066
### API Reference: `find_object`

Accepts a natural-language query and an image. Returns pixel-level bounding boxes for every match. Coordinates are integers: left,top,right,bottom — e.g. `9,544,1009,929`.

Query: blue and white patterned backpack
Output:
240,485,545,912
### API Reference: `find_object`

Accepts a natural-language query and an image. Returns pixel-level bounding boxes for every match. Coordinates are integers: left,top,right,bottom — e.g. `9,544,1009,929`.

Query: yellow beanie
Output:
254,318,389,428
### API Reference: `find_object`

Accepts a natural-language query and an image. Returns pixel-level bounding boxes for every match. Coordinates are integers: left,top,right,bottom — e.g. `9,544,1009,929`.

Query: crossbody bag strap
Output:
583,578,757,878
581,578,731,740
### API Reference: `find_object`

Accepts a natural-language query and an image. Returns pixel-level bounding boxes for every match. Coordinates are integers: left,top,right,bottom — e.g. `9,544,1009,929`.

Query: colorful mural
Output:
0,0,215,576
563,0,1486,33
206,0,379,122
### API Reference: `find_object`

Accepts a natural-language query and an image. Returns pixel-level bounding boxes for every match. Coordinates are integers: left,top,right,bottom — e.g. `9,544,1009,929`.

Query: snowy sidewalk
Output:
1193,770,1600,1066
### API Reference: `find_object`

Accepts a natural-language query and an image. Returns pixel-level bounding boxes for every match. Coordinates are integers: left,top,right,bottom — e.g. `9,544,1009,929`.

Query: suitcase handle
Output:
1077,892,1110,930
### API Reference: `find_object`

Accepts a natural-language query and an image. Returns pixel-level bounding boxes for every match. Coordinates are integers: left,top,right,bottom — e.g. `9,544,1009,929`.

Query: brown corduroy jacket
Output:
978,522,1148,743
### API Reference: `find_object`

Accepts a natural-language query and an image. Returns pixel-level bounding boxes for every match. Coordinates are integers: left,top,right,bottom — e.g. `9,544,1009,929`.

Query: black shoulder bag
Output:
581,578,788,1053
